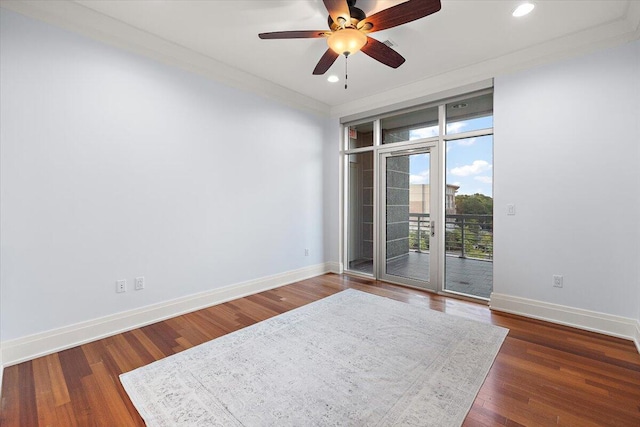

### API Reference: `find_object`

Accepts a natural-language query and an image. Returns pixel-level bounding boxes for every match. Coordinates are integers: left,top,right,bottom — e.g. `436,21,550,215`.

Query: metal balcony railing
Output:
409,213,493,261
409,213,431,253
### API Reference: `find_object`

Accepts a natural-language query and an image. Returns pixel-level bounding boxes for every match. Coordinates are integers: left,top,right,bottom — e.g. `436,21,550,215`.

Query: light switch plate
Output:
116,279,126,293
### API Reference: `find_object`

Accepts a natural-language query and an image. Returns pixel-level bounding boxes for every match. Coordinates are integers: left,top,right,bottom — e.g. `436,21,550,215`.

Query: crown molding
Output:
330,2,640,118
2,0,638,120
0,0,331,117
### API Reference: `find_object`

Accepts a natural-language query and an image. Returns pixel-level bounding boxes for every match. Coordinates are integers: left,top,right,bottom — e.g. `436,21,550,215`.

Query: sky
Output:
409,115,493,197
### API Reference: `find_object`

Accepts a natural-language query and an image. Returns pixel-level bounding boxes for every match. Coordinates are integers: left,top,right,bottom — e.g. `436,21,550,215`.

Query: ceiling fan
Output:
258,0,442,77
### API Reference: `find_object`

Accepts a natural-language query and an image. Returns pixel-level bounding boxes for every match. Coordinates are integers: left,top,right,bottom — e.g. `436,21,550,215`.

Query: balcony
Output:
348,214,493,299
404,213,493,299
410,213,493,260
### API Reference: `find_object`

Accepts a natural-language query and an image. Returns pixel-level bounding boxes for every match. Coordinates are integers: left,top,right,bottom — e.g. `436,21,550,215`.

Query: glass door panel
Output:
444,135,493,299
379,146,437,291
346,152,374,275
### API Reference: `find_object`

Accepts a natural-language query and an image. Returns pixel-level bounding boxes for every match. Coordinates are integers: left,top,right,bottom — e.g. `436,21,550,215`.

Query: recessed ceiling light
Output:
512,2,535,17
327,75,339,83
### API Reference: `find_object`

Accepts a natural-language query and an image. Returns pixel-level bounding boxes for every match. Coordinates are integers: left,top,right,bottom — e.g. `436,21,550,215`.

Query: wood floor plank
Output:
81,340,106,367
17,362,38,426
97,349,145,425
1,273,639,426
1,362,23,425
52,403,78,427
177,311,227,343
105,334,147,374
138,322,179,357
31,357,57,427
57,347,94,425
43,353,71,408
82,361,139,427
121,331,157,367
129,329,167,361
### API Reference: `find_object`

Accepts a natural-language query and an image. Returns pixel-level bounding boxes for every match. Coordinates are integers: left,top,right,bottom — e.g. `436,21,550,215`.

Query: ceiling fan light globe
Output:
327,28,367,56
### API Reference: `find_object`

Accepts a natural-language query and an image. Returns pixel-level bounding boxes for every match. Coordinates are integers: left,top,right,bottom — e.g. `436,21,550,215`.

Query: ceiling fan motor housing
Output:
328,4,367,31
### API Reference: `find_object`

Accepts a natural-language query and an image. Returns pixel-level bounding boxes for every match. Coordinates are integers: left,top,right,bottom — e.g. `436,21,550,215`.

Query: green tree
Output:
455,193,493,215
450,194,494,259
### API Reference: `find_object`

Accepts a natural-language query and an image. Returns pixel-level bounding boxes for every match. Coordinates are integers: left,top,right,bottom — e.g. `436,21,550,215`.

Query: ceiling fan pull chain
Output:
345,53,349,90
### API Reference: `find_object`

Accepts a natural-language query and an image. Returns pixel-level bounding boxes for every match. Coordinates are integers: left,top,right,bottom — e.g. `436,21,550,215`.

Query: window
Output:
381,107,438,144
342,89,494,300
348,122,374,150
446,93,493,135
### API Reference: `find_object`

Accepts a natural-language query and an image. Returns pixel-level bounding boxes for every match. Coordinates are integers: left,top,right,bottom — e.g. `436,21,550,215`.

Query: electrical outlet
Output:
135,276,145,290
507,204,516,215
304,249,310,256
116,279,127,293
553,275,563,288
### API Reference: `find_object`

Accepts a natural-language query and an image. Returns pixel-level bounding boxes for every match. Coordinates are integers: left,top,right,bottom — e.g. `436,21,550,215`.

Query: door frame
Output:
376,141,441,292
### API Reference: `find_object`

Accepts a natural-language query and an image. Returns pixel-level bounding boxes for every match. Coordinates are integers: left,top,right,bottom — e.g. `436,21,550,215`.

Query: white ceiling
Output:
2,0,640,116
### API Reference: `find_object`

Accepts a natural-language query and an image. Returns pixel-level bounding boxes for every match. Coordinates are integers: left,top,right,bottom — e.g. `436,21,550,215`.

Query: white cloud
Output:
446,122,467,133
410,169,429,184
457,137,476,146
474,175,493,184
410,127,438,139
450,160,492,177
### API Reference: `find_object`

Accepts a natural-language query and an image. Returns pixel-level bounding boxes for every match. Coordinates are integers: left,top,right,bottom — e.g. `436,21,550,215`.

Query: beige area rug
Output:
120,289,508,426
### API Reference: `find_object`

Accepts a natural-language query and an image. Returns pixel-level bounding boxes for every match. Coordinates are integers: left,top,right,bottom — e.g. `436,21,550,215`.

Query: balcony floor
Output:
349,252,493,299
443,254,493,299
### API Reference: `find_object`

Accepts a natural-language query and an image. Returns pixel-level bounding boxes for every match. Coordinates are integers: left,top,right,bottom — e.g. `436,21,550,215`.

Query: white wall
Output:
493,39,640,319
0,9,330,342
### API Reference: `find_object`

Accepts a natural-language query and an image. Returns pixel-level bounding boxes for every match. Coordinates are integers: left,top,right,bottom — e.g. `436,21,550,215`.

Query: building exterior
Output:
409,184,459,215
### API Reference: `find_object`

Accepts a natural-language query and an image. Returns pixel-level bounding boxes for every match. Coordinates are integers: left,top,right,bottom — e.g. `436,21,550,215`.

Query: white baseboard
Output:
326,261,342,274
490,293,640,353
1,263,335,368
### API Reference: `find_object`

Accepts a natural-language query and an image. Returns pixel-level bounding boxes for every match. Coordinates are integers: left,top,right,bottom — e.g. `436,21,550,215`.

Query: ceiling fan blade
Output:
313,49,340,75
359,0,441,33
259,30,329,39
361,37,405,69
323,0,351,28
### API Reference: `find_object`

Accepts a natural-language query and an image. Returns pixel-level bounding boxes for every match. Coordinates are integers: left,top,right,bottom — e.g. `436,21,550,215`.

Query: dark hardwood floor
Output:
1,273,639,426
